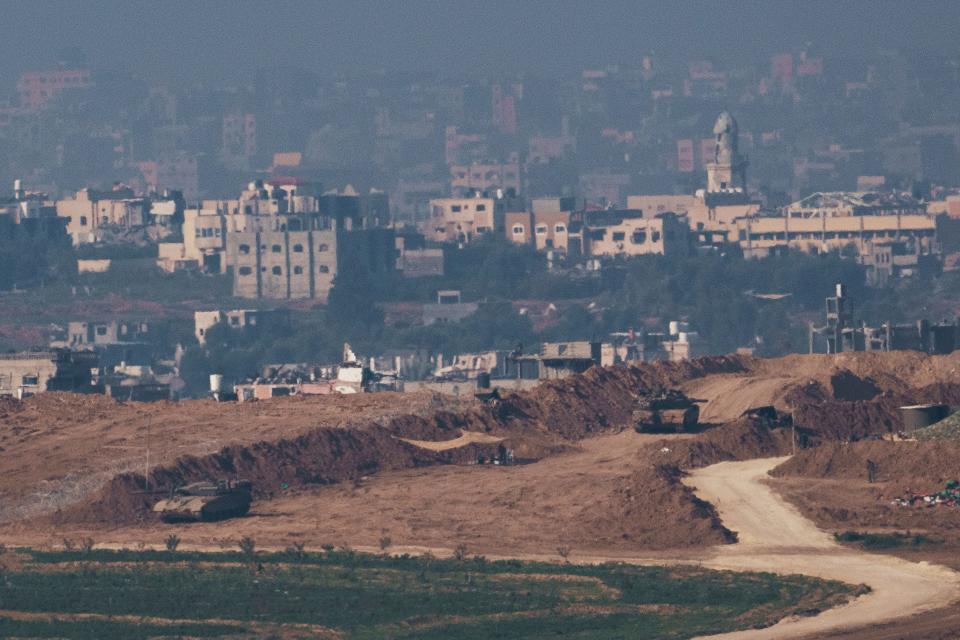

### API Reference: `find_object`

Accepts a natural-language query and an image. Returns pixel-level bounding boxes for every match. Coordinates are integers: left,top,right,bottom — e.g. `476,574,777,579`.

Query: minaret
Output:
706,111,748,193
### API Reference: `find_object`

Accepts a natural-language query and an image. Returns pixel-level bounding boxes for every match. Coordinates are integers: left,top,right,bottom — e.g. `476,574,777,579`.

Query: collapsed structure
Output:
811,282,960,354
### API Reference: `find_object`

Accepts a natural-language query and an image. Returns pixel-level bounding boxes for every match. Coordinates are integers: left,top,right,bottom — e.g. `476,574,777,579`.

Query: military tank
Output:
152,479,253,523
633,389,704,433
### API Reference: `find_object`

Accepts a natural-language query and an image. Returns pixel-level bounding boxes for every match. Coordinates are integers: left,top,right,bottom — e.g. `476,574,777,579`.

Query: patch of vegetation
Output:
0,616,242,639
5,548,859,639
835,531,943,549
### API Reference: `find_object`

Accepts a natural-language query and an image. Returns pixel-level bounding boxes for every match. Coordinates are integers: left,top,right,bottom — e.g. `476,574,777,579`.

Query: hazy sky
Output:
2,0,958,88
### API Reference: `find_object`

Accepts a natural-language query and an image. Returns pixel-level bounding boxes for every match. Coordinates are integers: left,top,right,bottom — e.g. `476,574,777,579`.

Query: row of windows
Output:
237,265,331,277
512,223,567,235
610,230,663,244
195,227,221,238
448,203,487,213
237,243,330,255
741,230,931,242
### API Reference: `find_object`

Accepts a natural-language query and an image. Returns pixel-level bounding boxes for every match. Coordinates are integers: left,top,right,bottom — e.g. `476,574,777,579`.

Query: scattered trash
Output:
891,480,960,508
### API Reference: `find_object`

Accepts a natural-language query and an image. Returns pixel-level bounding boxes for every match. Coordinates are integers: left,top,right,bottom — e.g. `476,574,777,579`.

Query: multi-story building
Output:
505,210,574,253
226,219,339,301
194,309,289,344
735,210,938,258
426,197,496,243
582,210,691,258
55,186,151,245
449,159,521,197
17,68,91,110
0,350,98,397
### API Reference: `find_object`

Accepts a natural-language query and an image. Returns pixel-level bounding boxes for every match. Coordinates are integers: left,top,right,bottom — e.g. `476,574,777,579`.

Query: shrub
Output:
378,536,392,552
165,535,181,552
238,536,256,558
453,544,468,562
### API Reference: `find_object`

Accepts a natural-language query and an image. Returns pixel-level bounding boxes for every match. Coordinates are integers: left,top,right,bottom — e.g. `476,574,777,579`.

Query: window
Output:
651,231,661,242
21,374,39,386
512,225,525,235
230,316,240,326
476,204,486,211
239,266,253,276
96,326,107,336
293,244,303,253
451,205,462,213
272,266,282,275
612,232,626,242
239,244,250,255
535,225,548,235
555,224,566,233
294,266,303,275
271,244,282,253
319,265,330,274
317,243,329,252
79,216,87,226
631,230,647,244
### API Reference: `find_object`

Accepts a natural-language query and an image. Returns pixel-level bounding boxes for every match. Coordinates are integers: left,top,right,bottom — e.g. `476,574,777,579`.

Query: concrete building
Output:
51,320,152,368
17,68,91,110
736,206,938,259
55,186,150,245
449,160,521,196
426,197,496,243
0,350,98,397
516,341,601,380
194,309,289,344
227,223,338,301
422,290,479,325
506,210,576,253
582,210,691,258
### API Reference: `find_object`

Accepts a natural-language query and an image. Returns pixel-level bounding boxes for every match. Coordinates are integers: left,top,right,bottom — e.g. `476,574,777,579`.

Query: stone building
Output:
227,221,338,301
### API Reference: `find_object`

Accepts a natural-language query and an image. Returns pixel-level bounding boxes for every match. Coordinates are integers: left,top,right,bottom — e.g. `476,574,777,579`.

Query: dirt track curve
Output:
685,457,960,640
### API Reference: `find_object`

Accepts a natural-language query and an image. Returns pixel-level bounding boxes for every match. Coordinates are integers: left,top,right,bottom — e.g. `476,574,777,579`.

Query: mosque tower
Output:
706,110,748,193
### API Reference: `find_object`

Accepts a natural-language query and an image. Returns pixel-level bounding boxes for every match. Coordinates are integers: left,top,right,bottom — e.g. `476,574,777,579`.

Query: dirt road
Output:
684,458,960,639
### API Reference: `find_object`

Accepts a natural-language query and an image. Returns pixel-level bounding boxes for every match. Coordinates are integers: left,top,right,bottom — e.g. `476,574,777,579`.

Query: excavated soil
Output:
8,350,960,557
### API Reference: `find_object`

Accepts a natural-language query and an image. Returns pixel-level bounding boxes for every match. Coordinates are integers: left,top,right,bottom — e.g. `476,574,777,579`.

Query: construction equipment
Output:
633,389,704,433
152,479,252,523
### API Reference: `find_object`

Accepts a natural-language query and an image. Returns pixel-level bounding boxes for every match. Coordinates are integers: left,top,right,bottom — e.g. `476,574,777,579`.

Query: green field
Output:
0,548,861,639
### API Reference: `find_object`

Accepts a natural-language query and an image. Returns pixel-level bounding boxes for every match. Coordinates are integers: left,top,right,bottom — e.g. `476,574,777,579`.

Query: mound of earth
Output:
651,417,796,469
771,440,960,489
578,464,736,548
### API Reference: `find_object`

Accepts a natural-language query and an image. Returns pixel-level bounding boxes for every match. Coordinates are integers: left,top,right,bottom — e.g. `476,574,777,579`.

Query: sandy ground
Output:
682,375,799,424
396,429,504,451
0,391,467,523
684,458,960,640
0,430,697,553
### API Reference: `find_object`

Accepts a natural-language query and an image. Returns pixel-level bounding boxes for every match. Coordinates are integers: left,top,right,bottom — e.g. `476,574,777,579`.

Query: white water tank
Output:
209,374,223,393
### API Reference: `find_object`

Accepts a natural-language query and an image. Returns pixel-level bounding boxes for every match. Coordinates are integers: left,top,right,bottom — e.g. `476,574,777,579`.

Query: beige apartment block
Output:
736,213,937,257
226,228,337,301
426,197,495,243
584,212,690,257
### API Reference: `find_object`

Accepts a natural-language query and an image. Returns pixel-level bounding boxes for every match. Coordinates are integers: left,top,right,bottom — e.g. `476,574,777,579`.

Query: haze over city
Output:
2,2,960,639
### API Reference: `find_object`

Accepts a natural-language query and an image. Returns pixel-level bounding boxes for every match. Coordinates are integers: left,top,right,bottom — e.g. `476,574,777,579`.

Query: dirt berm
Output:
52,355,753,526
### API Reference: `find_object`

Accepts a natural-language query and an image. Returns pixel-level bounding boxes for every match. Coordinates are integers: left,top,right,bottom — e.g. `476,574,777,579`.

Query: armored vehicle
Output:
634,389,704,433
152,479,252,523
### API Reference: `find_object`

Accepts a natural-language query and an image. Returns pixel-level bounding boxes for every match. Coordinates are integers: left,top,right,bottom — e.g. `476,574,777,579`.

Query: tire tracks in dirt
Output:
684,457,960,639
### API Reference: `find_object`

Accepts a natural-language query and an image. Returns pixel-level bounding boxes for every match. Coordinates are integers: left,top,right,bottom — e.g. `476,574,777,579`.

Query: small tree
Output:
80,538,95,553
62,538,75,552
239,536,256,558
453,543,469,562
378,536,392,553
165,534,181,552
285,542,306,561
556,546,571,563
